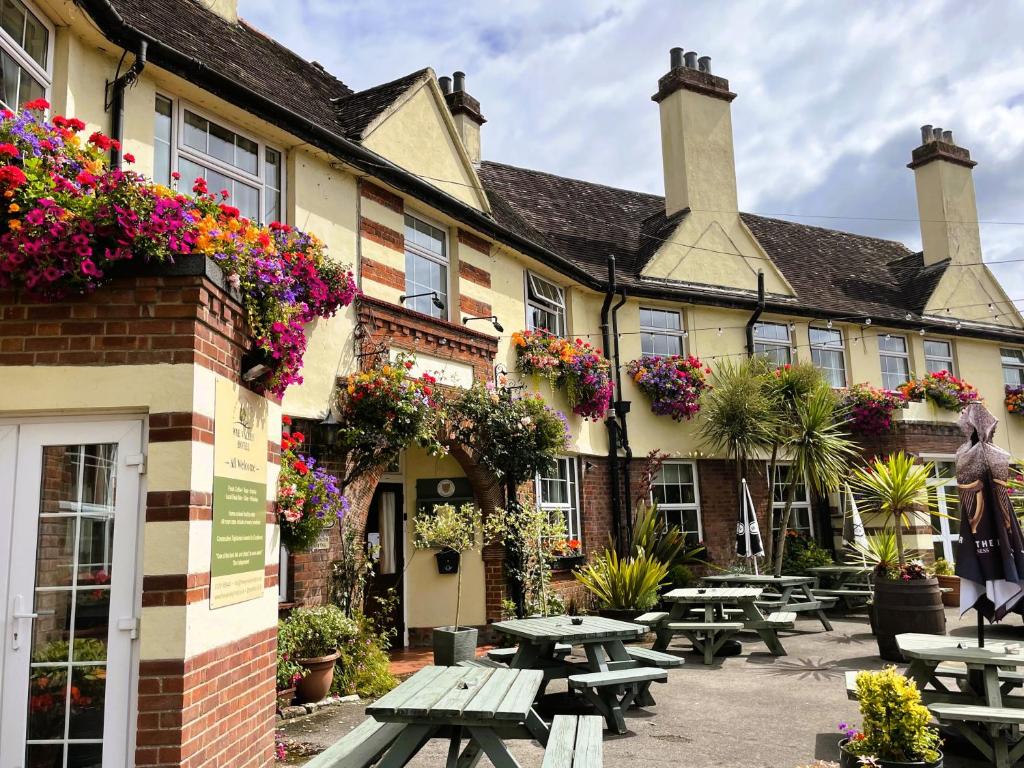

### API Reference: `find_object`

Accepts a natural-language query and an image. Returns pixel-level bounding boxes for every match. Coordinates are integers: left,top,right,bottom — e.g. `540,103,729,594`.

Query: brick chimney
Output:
908,125,981,267
440,71,486,166
203,0,238,23
653,47,738,217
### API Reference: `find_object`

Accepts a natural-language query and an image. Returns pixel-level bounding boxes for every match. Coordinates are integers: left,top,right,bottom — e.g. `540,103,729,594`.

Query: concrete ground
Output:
280,607,1024,767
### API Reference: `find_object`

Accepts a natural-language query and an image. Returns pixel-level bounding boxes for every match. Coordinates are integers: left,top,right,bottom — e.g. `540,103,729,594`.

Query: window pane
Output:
811,347,847,388
235,134,258,174
924,340,950,359
810,327,842,347
754,322,789,342
878,335,907,354
754,343,791,366
529,274,563,306
232,182,259,220
0,0,25,53
154,96,172,186
183,110,208,153
22,4,46,68
1004,366,1024,388
0,48,19,108
1001,348,1024,366
207,119,236,165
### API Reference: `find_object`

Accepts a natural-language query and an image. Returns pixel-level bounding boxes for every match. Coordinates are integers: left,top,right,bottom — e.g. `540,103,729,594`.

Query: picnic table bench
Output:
567,668,667,734
542,714,603,768
702,574,835,630
807,565,874,610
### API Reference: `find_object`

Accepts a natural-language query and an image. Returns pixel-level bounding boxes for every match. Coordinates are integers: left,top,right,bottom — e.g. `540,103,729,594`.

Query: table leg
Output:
466,726,524,768
524,707,550,746
803,585,832,631
510,643,541,670
446,726,463,768
585,642,610,672
984,665,1004,708
739,600,786,656
455,743,484,768
378,724,435,768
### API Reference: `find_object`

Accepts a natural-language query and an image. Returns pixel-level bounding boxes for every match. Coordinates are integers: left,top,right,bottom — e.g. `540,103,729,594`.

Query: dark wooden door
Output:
365,483,405,645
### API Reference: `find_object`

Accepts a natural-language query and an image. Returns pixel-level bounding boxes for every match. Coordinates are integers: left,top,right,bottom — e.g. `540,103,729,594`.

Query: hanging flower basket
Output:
898,371,978,412
1006,385,1024,415
627,354,710,421
511,330,612,420
839,383,907,436
277,419,349,552
0,102,357,396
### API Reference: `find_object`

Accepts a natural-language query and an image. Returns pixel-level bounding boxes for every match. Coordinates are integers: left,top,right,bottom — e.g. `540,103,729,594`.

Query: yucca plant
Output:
847,530,914,572
630,503,706,567
850,452,935,567
574,548,669,611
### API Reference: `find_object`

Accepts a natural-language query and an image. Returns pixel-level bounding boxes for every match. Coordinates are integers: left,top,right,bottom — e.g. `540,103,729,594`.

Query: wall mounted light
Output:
463,314,503,332
399,291,445,311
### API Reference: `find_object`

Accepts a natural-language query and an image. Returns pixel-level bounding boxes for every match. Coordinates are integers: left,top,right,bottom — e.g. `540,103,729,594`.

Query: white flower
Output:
521,416,532,426
227,273,241,289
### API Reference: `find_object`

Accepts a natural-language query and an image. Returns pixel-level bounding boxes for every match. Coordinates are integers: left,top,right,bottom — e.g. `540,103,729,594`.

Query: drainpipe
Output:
108,40,147,169
610,290,634,546
600,255,624,555
745,270,765,357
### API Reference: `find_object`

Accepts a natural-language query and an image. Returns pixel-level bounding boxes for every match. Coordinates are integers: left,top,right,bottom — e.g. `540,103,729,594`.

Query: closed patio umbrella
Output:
737,478,764,572
954,402,1024,644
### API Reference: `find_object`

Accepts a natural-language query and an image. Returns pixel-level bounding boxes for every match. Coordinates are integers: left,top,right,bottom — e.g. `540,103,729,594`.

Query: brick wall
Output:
136,628,276,768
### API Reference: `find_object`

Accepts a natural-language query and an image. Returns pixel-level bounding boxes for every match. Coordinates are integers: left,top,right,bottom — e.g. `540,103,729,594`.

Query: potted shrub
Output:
929,557,960,608
838,667,943,767
278,605,356,704
574,548,668,621
413,503,487,665
851,453,946,661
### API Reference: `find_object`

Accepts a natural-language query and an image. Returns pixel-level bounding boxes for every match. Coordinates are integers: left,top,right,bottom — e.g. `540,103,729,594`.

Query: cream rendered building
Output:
0,2,1021,766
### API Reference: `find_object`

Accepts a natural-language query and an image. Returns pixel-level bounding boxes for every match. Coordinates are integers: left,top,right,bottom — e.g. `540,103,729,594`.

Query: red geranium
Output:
0,165,26,187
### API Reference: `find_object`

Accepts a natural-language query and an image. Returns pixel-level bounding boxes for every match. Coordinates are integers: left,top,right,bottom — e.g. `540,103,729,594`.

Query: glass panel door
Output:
1,421,142,768
929,460,958,563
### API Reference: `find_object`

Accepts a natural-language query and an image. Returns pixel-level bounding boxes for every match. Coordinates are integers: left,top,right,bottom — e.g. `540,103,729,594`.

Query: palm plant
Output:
630,503,706,567
847,529,914,571
850,452,935,567
772,382,857,575
574,548,669,611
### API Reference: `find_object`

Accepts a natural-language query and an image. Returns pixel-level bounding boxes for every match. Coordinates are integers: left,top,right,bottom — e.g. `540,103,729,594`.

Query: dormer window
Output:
0,0,51,111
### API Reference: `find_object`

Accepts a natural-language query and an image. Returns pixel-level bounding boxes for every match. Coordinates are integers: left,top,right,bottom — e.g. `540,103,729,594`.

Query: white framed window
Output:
153,95,284,223
0,0,51,111
924,339,955,375
278,545,289,603
1002,348,1024,388
879,334,911,390
649,461,702,546
809,326,847,388
771,464,813,535
925,458,959,564
536,457,580,542
753,321,792,366
526,272,566,336
404,213,448,319
640,307,685,357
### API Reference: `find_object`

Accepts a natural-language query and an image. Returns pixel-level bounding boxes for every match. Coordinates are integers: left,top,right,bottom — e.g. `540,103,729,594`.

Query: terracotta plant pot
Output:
433,626,477,666
294,651,339,704
839,739,943,767
872,577,946,662
936,574,960,608
276,686,296,710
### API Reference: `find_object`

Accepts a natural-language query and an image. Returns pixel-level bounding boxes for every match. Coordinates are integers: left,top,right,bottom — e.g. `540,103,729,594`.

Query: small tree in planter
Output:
413,502,489,664
838,667,942,767
851,452,946,660
485,505,570,617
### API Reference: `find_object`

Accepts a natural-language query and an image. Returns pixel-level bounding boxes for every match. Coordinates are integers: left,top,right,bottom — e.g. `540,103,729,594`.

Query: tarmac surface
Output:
280,607,1020,767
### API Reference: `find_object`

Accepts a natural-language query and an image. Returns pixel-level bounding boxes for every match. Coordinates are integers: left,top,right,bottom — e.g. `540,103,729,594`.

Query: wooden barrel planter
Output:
872,577,946,661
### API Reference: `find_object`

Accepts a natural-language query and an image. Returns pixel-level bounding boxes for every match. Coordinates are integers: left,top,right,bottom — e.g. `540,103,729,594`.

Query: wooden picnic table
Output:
363,665,548,768
807,564,873,588
646,587,791,664
894,633,1024,768
701,573,834,630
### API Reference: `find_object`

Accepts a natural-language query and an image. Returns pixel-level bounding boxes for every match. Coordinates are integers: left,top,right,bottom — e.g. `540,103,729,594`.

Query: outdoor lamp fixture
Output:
463,314,503,332
399,291,445,311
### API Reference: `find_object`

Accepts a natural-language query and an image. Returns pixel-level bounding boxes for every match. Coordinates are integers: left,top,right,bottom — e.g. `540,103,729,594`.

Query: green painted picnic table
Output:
651,587,790,663
363,665,548,768
701,573,834,630
806,565,873,588
491,615,646,676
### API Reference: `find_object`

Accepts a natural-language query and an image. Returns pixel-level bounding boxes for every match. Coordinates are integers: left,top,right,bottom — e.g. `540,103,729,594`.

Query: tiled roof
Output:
335,69,431,139
479,160,949,322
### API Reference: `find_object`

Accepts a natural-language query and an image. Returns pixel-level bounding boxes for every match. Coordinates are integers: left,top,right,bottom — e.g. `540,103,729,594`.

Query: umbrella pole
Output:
978,610,985,648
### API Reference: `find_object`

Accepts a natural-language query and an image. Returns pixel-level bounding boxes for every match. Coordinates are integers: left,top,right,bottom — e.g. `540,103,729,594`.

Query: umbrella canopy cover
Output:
736,478,765,558
954,402,1024,620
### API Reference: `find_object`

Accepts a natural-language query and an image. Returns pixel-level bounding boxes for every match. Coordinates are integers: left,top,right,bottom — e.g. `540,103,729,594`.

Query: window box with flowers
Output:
552,539,584,571
511,330,613,420
1006,385,1024,416
626,354,710,421
838,384,907,436
898,370,979,413
0,102,357,397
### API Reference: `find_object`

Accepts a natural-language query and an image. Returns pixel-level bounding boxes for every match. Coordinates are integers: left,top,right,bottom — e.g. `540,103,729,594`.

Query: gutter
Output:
107,39,147,168
610,290,633,545
78,0,603,292
745,270,765,357
599,255,624,555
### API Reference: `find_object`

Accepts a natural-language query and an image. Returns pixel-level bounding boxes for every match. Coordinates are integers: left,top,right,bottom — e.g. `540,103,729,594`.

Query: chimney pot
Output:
698,55,712,73
932,126,944,141
439,76,452,95
920,125,933,144
942,129,953,144
670,47,685,70
453,71,466,92
684,51,699,69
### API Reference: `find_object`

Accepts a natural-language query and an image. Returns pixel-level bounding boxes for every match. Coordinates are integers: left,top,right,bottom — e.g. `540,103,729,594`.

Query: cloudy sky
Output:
240,0,1024,302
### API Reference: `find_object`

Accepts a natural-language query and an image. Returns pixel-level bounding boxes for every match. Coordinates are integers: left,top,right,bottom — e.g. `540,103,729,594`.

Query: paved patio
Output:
280,607,1023,767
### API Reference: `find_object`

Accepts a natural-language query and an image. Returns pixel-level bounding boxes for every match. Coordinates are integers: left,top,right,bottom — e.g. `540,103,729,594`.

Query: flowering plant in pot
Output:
413,503,490,665
627,354,710,421
277,605,357,704
838,667,943,767
899,371,978,412
276,420,349,552
1005,385,1024,416
927,557,959,608
839,384,907,436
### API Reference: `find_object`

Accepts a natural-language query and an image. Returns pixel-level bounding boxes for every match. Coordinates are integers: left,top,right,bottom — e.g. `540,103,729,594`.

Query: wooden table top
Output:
703,573,813,587
664,587,763,603
807,565,873,574
491,614,645,643
367,665,544,723
897,633,1024,666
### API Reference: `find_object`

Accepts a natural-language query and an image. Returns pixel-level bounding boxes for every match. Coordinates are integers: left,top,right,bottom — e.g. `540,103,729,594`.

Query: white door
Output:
928,459,959,564
1,421,143,768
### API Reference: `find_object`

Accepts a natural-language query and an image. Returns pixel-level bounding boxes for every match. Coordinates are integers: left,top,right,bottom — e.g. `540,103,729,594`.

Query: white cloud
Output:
239,0,1024,303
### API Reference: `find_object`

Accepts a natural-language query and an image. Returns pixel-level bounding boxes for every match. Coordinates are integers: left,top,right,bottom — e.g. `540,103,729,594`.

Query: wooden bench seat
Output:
487,643,571,664
930,703,1024,768
666,621,744,632
634,611,668,626
749,611,795,629
688,607,744,617
624,646,684,668
542,714,603,768
568,668,667,733
302,717,404,768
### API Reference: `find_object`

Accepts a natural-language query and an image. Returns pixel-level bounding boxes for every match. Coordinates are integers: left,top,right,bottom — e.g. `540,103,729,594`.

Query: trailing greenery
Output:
332,613,398,699
485,504,569,617
841,667,941,763
779,531,834,575
850,452,937,568
574,549,668,611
